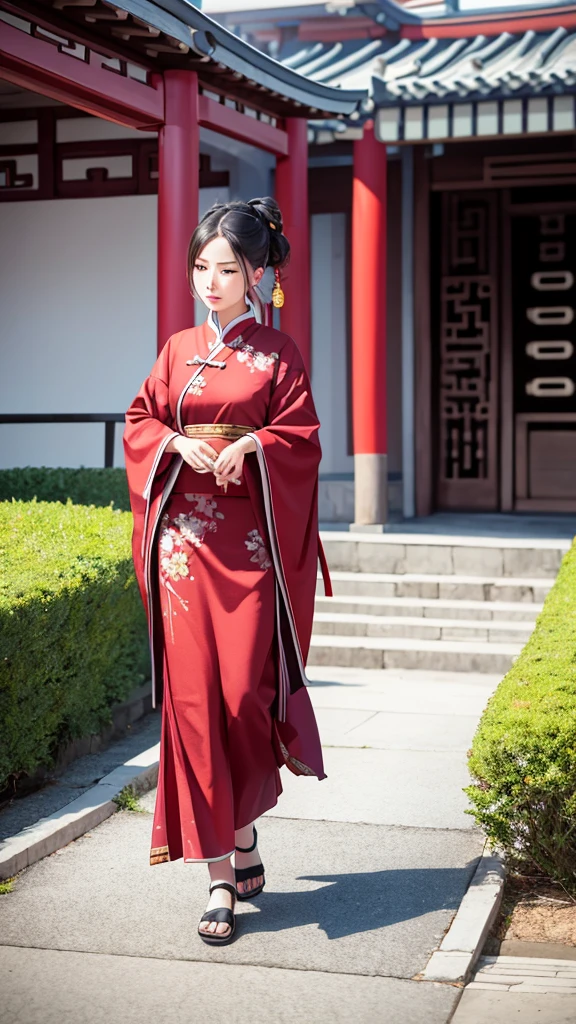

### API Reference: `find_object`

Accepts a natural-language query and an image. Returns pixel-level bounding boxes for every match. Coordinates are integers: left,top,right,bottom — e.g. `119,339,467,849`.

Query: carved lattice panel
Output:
437,195,499,509
441,278,492,480
0,113,230,202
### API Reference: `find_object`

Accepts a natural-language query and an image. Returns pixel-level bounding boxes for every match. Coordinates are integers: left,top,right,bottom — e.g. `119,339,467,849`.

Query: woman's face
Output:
192,234,263,317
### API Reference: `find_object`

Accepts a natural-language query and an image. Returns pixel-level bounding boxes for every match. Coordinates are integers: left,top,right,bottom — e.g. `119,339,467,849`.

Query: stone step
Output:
307,634,521,674
319,532,569,578
317,571,553,603
312,612,534,644
315,594,541,622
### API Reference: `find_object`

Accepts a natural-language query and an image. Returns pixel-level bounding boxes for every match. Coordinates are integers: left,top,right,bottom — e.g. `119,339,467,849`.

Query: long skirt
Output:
149,480,283,866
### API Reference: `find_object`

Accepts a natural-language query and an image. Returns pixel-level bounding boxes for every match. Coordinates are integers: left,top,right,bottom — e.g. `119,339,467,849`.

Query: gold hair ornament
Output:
272,266,285,308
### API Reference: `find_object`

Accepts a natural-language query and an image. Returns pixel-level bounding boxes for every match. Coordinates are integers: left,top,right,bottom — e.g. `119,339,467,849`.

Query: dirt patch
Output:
484,872,576,953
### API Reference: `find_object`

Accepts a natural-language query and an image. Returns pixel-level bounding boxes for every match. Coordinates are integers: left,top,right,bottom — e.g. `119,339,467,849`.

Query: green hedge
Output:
465,540,576,888
0,499,149,791
0,467,130,511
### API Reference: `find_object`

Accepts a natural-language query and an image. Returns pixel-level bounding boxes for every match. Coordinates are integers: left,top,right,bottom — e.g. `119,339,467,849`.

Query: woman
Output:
123,197,331,946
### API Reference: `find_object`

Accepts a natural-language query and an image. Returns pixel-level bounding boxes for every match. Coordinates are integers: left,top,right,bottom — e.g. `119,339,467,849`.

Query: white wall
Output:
311,212,352,476
0,194,158,469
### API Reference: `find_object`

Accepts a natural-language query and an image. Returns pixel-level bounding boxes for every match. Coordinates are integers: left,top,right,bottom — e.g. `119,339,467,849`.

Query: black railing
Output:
0,414,125,468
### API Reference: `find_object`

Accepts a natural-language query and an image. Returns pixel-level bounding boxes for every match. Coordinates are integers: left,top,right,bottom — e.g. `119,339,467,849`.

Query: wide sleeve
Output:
122,342,181,599
247,340,325,658
123,371,179,506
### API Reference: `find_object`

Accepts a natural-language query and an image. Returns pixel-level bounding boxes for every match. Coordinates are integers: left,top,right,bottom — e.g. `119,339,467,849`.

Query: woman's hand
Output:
167,435,219,473
213,436,257,487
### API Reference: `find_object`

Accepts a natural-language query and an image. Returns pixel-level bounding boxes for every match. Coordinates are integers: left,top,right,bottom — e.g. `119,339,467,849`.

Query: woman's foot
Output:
234,823,265,897
198,881,235,940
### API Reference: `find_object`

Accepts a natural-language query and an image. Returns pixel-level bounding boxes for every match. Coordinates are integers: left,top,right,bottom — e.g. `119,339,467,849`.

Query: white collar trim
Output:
207,299,256,344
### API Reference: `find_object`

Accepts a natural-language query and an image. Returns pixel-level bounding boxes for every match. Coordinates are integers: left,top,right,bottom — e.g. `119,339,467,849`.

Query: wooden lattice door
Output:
508,207,576,511
436,192,499,510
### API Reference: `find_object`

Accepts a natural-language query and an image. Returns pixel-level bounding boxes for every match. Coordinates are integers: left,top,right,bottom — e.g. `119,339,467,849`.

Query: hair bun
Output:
248,197,282,232
248,197,289,270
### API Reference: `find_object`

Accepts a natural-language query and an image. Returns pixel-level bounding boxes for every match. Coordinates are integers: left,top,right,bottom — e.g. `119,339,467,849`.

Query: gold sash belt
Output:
183,423,255,440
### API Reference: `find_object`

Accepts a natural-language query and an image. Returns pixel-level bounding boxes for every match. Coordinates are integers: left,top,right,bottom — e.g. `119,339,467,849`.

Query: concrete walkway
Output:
0,663,503,1024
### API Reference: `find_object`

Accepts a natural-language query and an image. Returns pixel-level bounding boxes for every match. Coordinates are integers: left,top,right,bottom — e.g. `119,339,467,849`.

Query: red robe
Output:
123,311,331,864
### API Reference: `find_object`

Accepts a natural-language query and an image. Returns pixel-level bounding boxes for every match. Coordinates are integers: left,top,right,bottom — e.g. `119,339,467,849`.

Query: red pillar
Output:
157,70,199,352
275,118,311,373
351,121,388,525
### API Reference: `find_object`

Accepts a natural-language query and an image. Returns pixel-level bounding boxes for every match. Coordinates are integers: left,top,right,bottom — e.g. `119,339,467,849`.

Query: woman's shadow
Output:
237,858,481,940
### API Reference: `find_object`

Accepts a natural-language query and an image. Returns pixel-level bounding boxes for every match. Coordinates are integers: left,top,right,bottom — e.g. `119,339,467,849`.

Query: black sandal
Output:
197,881,237,945
234,825,265,900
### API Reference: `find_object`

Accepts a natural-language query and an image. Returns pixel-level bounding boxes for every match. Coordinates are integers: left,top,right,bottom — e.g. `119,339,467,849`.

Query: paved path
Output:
1,665,502,1023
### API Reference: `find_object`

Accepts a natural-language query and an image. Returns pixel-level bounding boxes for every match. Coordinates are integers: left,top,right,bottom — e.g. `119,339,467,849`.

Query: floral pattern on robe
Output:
158,495,225,641
245,529,272,570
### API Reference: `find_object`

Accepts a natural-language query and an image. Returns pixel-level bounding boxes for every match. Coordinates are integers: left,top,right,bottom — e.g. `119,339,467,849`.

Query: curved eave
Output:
138,0,366,117
372,79,576,106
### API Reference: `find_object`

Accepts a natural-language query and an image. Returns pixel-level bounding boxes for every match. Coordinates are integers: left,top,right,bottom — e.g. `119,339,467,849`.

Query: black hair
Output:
187,196,290,298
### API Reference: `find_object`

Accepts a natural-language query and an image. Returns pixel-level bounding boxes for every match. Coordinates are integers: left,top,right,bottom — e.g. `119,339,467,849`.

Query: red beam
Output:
0,20,163,129
298,17,386,42
404,10,576,38
198,94,288,157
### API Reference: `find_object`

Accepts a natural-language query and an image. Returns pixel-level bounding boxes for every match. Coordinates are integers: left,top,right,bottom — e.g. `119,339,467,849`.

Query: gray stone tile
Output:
308,644,382,669
312,706,377,739
0,946,460,1024
308,636,522,673
452,988,576,1022
487,627,532,644
452,547,504,577
366,621,443,640
381,648,516,676
398,581,441,599
403,545,454,575
305,666,499,717
341,711,480,752
438,583,487,600
503,547,565,578
441,626,489,641
423,605,493,620
330,579,398,597
357,543,407,574
265,746,479,830
321,541,360,572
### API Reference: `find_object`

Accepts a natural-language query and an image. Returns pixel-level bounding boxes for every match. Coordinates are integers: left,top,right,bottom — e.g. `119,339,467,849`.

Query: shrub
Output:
0,499,149,791
465,539,576,889
0,467,130,511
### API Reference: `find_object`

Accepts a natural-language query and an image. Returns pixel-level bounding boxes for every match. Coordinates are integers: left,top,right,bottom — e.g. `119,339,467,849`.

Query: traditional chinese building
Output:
0,1,362,479
208,0,576,521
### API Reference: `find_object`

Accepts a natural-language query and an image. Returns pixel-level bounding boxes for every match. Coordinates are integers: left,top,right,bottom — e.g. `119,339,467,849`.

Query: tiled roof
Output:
282,28,576,98
373,28,576,103
280,26,576,141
